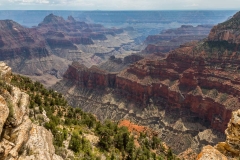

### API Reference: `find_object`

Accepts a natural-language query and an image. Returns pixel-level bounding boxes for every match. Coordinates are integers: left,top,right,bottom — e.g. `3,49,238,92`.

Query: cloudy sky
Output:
0,0,240,10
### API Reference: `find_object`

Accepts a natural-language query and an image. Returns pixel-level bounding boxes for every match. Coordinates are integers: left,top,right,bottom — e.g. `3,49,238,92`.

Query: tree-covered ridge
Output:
10,74,178,160
217,11,240,29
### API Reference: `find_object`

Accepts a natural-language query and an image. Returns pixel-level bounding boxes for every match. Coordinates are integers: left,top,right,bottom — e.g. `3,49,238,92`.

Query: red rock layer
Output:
63,62,117,89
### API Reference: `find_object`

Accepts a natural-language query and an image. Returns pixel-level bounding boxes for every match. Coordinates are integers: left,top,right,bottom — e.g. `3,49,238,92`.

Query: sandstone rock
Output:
10,87,29,127
0,95,9,137
0,62,12,83
215,109,240,158
63,61,117,89
0,63,63,160
178,148,198,160
9,118,32,158
18,124,63,160
197,145,228,160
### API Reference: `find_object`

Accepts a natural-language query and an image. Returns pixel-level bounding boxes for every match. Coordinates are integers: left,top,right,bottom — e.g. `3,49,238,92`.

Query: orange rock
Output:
197,145,228,160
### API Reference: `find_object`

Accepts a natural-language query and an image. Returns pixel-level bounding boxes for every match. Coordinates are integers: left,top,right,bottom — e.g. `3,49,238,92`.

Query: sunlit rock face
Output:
0,63,62,160
198,109,240,159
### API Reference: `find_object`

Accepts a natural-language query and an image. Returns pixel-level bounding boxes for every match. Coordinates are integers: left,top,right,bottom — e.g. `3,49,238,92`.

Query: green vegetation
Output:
10,74,179,160
219,93,228,103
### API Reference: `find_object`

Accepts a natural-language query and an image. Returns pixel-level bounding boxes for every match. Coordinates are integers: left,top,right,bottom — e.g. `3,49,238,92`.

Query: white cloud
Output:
2,0,240,10
8,0,49,4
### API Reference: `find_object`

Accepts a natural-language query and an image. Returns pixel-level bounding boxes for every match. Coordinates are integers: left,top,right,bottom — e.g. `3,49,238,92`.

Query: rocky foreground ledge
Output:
198,109,240,159
0,62,62,160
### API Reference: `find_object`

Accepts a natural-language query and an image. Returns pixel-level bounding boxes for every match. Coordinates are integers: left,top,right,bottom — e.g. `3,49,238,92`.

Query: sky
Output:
0,0,240,10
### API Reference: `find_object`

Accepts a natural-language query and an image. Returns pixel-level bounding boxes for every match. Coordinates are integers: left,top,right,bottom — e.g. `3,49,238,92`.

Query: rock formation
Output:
208,11,240,44
215,109,240,158
0,62,62,160
144,25,213,54
0,14,137,86
64,62,117,89
198,109,240,159
55,10,240,158
0,20,49,60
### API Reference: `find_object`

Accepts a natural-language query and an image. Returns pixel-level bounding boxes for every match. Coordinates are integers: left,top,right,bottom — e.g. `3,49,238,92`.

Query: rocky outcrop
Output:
18,124,62,160
0,62,11,83
0,95,9,137
215,109,240,158
197,145,228,160
0,63,62,160
208,11,240,44
63,47,239,132
198,109,240,159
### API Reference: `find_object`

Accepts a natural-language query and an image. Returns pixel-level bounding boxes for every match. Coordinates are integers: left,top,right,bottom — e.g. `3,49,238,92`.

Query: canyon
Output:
1,10,240,159
0,13,139,87
54,11,240,158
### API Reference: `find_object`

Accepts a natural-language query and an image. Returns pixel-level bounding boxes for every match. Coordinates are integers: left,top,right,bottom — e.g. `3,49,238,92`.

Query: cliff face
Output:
63,62,117,89
0,62,62,160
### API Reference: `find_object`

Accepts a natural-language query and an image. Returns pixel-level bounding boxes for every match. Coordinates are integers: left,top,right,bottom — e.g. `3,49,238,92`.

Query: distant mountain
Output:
0,14,137,86
143,24,213,54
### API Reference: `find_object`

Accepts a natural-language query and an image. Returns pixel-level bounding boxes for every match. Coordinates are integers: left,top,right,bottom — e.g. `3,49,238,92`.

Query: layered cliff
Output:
0,20,49,60
0,62,62,160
